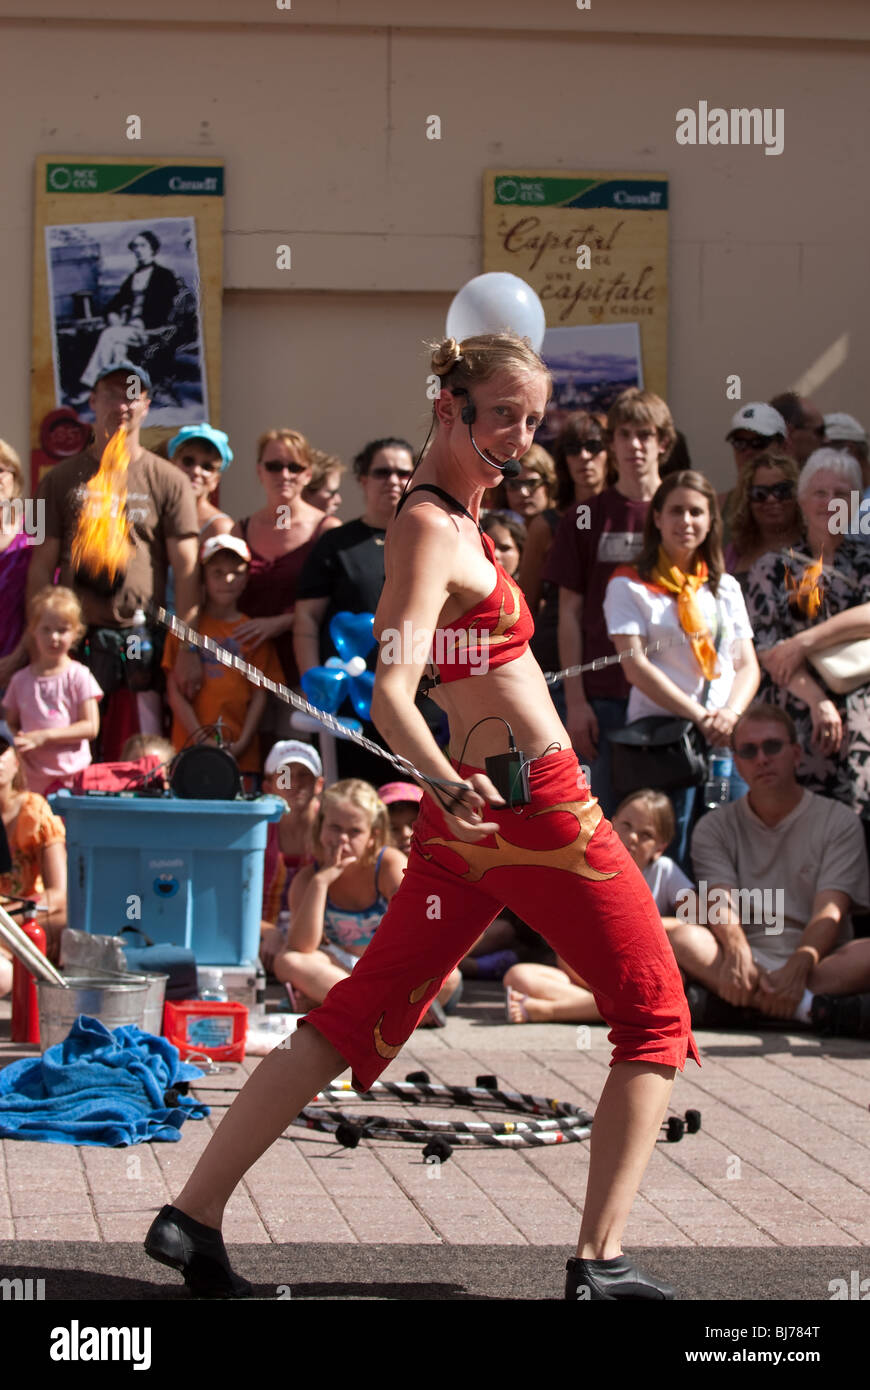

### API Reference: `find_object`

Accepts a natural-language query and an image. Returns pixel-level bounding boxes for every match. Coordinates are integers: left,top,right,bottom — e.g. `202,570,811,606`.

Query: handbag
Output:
808,639,870,695
608,598,724,798
609,715,708,796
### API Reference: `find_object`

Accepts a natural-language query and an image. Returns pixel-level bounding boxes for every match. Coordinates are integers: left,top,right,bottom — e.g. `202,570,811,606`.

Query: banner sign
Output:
483,169,669,400
31,155,224,490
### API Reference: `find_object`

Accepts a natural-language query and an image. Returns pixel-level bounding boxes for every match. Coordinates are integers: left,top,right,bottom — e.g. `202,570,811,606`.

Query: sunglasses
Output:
568,439,605,455
368,466,414,480
179,455,220,475
262,460,307,475
729,434,774,452
505,476,546,491
734,738,787,760
749,481,794,503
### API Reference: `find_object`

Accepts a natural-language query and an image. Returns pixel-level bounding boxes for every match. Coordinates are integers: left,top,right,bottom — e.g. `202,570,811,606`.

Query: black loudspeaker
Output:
169,745,242,800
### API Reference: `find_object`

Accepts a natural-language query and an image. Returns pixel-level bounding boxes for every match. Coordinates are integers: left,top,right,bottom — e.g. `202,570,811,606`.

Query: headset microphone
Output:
456,392,522,479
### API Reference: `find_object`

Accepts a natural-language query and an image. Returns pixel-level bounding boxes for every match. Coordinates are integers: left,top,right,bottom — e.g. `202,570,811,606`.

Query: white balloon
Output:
344,655,367,677
446,273,546,353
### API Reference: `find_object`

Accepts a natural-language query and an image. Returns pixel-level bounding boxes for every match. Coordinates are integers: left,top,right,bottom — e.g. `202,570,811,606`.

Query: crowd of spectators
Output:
1,362,870,1039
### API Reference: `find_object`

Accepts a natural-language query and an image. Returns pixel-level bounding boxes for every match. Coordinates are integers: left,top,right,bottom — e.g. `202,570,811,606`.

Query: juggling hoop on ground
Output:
191,1070,702,1160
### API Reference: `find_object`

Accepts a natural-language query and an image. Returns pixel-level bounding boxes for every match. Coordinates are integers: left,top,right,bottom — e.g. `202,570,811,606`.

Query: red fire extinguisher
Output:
11,907,46,1045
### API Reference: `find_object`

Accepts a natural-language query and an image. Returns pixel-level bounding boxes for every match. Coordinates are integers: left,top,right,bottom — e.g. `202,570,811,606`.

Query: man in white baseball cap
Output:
260,740,324,973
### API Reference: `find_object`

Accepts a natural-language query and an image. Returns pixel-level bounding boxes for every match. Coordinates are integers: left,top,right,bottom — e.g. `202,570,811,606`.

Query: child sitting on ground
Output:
274,778,462,1024
505,788,692,1023
259,740,324,973
611,788,693,926
2,586,101,795
162,535,283,775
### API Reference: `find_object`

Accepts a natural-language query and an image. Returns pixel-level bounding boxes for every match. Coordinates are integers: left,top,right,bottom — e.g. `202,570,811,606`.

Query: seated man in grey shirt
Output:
671,702,870,1036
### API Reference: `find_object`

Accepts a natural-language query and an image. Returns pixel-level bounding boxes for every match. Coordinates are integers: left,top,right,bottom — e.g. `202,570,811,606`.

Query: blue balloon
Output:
301,666,349,714
348,671,375,722
330,611,376,662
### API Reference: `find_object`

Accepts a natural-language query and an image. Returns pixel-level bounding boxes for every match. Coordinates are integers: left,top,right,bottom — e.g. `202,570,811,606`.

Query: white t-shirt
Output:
643,856,693,915
690,789,869,965
603,571,753,722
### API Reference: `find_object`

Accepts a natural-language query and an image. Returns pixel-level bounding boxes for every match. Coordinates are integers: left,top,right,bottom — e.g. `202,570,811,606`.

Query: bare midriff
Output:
432,647,571,767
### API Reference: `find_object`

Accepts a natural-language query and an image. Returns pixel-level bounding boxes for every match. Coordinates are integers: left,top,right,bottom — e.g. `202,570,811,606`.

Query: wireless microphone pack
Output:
485,750,531,807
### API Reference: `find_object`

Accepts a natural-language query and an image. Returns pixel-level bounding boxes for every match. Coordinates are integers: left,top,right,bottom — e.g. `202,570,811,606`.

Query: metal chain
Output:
150,606,700,780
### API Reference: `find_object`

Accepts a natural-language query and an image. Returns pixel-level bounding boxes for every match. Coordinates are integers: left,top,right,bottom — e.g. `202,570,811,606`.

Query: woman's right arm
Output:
370,508,503,838
285,866,327,953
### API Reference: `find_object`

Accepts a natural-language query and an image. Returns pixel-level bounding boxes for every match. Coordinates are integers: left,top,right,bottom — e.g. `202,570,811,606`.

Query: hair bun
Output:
430,337,463,378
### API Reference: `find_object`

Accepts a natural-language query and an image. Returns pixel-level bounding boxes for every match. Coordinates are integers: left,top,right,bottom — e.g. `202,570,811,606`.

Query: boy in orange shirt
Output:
162,535,282,774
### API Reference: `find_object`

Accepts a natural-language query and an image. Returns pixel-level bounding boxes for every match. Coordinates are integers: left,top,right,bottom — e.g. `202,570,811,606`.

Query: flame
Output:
785,551,824,618
71,427,133,584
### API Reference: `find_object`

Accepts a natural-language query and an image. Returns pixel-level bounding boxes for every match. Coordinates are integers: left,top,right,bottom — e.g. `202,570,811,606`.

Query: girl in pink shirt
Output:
2,586,102,795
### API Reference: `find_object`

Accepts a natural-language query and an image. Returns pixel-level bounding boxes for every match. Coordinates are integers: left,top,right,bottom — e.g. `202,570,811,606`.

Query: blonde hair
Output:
313,779,390,866
256,428,312,468
305,448,345,489
613,788,675,847
0,439,23,499
27,585,85,642
429,332,552,401
122,733,176,762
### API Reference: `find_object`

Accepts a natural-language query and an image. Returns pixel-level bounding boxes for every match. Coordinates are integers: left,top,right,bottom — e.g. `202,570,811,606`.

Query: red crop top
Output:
393,484,535,691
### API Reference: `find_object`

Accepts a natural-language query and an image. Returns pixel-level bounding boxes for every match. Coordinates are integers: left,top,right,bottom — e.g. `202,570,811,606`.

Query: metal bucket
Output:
36,968,155,1052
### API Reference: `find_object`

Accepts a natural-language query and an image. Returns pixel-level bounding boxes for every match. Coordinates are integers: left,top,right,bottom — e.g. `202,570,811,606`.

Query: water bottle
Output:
703,747,733,810
199,968,228,1002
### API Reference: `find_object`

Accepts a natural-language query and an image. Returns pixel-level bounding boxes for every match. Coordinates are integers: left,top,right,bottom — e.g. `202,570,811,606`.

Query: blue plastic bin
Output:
50,793,285,966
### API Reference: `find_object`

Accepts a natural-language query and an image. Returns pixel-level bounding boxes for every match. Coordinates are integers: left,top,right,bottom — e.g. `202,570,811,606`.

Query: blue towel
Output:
0,1014,210,1146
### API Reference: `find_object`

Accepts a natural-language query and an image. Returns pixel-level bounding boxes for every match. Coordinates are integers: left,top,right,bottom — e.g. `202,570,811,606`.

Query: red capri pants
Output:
303,748,700,1090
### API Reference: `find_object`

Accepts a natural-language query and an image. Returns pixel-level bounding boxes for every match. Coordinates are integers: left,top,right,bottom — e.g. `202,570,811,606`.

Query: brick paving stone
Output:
2,994,869,1251
15,1214,101,1240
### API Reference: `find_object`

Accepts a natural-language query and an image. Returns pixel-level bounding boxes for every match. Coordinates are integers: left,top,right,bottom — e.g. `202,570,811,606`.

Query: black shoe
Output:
811,992,870,1039
565,1255,676,1301
144,1205,252,1298
685,982,751,1029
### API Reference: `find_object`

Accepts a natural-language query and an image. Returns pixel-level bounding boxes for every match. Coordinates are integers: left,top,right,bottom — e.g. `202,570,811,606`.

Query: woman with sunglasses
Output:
167,425,235,547
724,451,802,592
230,430,341,686
745,447,870,817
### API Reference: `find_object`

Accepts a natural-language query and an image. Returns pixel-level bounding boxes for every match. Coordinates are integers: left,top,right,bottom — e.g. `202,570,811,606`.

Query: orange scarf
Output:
648,546,720,681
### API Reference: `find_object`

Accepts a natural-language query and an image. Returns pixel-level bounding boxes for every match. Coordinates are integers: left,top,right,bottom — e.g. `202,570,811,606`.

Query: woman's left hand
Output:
233,613,289,646
763,634,807,687
705,706,739,743
809,698,843,756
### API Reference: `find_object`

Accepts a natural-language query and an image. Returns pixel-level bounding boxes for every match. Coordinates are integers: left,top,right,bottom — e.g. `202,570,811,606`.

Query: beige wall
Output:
1,2,869,516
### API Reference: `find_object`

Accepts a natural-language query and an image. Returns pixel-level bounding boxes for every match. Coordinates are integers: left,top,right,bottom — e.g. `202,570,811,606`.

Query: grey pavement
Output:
1,982,869,1302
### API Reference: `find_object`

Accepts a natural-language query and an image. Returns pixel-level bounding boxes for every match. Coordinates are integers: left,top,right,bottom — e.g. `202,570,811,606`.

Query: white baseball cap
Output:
199,534,251,565
824,412,867,445
264,740,323,779
726,403,787,441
